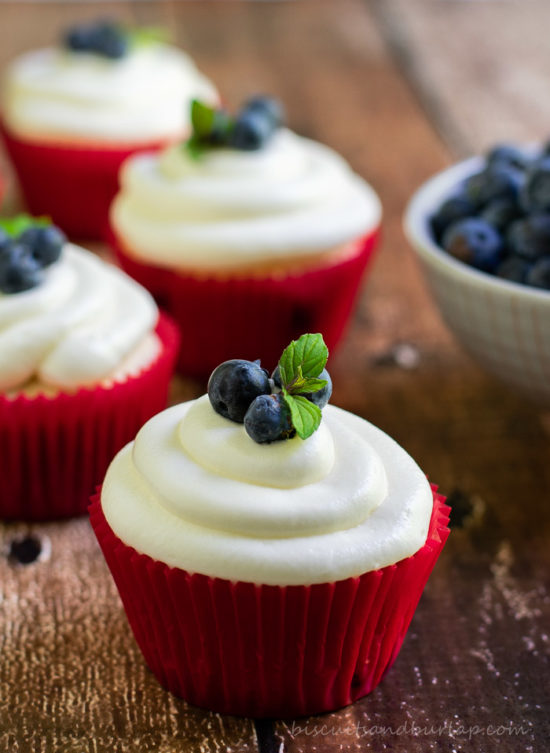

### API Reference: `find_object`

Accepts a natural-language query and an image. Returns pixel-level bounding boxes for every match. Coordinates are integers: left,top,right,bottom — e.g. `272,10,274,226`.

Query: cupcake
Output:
109,97,382,376
0,215,179,520
1,20,217,239
90,334,449,717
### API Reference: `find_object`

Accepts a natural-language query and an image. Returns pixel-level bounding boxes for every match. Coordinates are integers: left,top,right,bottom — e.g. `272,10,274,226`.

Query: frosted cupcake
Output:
0,215,179,520
1,20,217,238
91,334,449,717
109,98,382,375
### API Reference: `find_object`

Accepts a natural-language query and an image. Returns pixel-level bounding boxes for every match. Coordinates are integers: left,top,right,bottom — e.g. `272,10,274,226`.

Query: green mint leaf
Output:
278,333,328,388
284,373,328,396
212,109,234,141
292,377,328,395
0,214,50,237
184,135,206,160
191,100,216,139
127,26,170,49
283,393,322,440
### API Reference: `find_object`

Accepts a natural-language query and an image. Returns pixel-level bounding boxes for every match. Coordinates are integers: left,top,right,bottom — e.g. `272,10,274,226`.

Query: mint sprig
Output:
185,100,235,160
190,100,216,138
0,214,50,237
278,333,329,440
284,394,323,438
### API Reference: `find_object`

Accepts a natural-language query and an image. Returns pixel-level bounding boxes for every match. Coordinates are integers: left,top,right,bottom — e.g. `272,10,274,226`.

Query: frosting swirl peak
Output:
3,45,217,142
0,244,158,391
111,128,382,270
101,396,433,585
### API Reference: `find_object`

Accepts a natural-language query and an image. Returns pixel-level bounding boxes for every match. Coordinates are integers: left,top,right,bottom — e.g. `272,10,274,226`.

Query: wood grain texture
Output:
0,1,549,752
373,0,550,156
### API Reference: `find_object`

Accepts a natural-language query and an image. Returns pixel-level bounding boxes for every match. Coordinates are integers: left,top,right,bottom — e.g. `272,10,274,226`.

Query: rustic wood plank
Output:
372,0,550,156
0,519,258,753
0,1,549,752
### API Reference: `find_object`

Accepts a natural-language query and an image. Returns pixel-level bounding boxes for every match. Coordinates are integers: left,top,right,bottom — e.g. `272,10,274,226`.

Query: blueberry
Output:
229,109,275,151
64,25,96,52
526,257,550,290
497,256,531,284
442,218,503,272
0,229,12,255
64,21,127,59
520,158,550,213
487,144,530,172
91,22,127,59
465,166,523,209
208,359,271,422
271,365,283,389
243,96,285,128
480,198,522,233
506,215,550,261
430,195,476,242
244,394,293,444
0,245,43,294
19,225,65,268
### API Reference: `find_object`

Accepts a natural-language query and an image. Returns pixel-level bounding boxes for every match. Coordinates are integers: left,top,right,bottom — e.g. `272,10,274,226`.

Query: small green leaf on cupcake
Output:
184,95,285,159
0,214,50,238
277,333,329,440
284,394,323,440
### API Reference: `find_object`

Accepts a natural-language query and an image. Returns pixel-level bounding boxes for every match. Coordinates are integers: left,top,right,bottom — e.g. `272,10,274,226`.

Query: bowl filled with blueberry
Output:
404,143,550,404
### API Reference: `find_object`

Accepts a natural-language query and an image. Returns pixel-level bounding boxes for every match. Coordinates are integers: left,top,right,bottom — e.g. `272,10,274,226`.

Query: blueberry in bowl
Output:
404,142,550,405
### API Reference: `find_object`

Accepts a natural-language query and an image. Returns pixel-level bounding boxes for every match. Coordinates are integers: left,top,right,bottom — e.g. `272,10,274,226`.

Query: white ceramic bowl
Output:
405,157,550,405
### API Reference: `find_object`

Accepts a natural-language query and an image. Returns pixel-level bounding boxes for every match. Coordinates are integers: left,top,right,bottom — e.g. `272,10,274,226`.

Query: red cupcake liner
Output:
0,313,179,521
110,228,380,377
0,122,169,240
90,485,449,718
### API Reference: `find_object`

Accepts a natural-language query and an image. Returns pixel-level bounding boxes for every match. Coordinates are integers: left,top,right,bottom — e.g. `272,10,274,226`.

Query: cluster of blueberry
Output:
188,96,284,154
64,20,128,60
431,144,550,290
0,223,65,294
208,358,332,444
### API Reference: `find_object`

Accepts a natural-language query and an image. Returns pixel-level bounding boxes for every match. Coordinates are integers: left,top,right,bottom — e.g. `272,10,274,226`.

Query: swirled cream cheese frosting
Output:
0,244,159,393
2,45,217,143
101,395,433,586
110,128,382,271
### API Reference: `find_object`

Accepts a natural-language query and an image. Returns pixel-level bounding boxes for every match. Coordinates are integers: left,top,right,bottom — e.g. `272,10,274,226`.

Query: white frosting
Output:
110,128,382,270
2,45,217,142
101,395,433,586
0,243,159,391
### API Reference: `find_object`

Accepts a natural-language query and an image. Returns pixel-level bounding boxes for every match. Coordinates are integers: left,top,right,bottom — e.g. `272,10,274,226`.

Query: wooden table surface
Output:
0,1,549,751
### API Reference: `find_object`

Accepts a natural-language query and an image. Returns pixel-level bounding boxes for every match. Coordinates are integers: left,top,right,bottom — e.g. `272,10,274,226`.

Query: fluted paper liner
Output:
110,228,380,376
90,485,449,717
0,122,168,239
0,314,179,521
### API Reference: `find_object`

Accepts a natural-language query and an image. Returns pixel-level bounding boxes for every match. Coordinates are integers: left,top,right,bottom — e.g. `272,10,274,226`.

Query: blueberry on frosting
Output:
185,95,284,157
64,20,128,60
207,333,331,444
19,225,65,267
0,245,42,294
244,394,294,444
207,359,271,423
0,216,66,295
